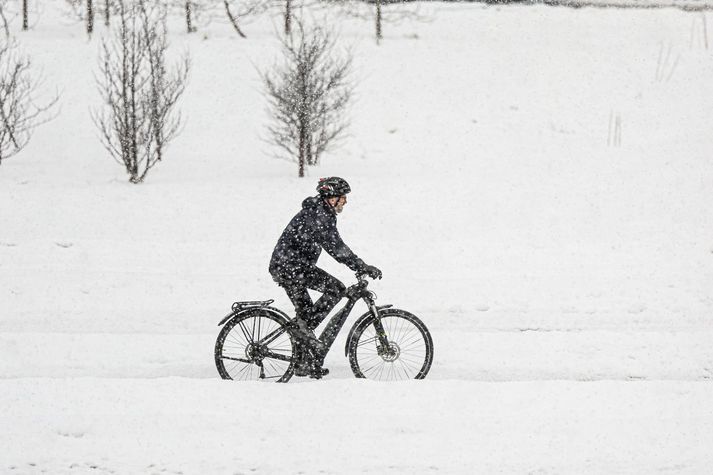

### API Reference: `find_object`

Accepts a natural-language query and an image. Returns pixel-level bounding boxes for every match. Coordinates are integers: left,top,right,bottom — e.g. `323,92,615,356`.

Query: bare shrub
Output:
0,1,15,36
93,0,189,184
262,23,352,177
0,41,58,165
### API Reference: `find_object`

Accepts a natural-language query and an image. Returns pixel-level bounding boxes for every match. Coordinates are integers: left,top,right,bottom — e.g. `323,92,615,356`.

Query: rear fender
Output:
218,305,291,327
344,305,393,356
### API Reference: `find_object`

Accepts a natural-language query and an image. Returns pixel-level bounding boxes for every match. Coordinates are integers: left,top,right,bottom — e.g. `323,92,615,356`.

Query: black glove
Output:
362,264,382,280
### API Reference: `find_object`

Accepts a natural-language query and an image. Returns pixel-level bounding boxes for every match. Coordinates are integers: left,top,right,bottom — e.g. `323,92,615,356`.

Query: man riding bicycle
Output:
269,177,382,378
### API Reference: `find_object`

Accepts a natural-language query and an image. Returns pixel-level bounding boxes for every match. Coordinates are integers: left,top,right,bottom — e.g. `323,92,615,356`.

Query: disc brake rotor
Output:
378,342,401,362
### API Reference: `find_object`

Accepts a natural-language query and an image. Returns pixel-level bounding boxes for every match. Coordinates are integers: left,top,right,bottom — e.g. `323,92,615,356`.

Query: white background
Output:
1,1,712,473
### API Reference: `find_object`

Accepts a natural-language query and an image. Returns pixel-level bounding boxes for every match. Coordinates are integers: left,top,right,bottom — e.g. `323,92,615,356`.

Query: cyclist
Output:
269,177,382,378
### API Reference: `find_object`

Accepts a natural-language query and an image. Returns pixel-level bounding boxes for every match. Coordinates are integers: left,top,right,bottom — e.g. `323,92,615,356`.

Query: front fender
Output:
344,305,393,356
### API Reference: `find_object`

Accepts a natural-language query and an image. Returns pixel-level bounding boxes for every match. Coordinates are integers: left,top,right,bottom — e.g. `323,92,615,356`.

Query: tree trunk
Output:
87,0,94,35
186,0,195,33
285,0,291,36
375,0,382,44
22,0,28,31
298,125,306,177
104,0,110,26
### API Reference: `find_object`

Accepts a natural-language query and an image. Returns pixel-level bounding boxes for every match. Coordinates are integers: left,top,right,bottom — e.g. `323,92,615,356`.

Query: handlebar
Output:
355,271,380,283
348,272,375,301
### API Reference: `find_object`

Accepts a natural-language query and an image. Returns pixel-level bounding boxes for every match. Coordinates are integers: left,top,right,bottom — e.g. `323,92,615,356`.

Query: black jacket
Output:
269,196,365,282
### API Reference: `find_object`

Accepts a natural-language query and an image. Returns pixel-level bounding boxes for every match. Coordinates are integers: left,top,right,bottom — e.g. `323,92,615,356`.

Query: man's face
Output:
329,195,347,214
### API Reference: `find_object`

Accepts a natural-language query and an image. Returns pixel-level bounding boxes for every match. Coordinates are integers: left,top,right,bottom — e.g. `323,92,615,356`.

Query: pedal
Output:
293,364,311,377
293,359,328,378
309,366,329,379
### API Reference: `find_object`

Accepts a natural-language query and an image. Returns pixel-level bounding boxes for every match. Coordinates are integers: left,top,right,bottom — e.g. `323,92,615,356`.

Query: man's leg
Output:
280,281,313,322
300,267,346,331
277,281,322,376
276,268,344,378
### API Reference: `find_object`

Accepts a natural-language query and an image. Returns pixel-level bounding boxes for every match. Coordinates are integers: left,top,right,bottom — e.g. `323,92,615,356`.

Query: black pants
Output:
275,267,346,331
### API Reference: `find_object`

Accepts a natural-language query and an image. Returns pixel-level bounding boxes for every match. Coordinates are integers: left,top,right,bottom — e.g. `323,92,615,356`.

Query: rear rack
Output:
231,299,274,312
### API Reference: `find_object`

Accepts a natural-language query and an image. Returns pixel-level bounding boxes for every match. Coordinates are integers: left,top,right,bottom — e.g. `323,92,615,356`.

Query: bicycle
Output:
214,273,434,382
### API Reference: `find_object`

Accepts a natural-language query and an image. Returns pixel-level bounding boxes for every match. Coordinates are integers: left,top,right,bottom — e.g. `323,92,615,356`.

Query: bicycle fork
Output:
367,302,394,356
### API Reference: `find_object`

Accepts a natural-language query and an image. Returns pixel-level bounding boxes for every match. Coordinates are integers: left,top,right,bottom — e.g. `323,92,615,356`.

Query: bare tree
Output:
0,2,12,37
0,0,25,35
93,0,189,183
165,0,207,34
103,0,111,26
21,0,27,31
0,41,58,165
223,0,271,38
86,0,94,34
262,23,352,177
337,0,427,44
166,0,270,38
284,0,292,35
65,0,116,33
185,0,197,33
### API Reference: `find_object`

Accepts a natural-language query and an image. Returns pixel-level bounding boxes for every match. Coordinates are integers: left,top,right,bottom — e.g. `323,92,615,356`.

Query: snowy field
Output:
1,0,713,473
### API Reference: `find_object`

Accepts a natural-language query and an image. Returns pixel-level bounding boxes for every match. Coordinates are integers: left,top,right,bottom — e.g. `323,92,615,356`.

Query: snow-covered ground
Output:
1,1,713,473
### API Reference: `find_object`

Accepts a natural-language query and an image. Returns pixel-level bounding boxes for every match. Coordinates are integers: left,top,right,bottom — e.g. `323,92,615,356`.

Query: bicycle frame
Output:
314,275,395,361
220,275,393,367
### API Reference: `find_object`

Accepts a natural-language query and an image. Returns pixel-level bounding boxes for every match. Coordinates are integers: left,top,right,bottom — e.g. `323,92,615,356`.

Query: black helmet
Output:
317,177,351,198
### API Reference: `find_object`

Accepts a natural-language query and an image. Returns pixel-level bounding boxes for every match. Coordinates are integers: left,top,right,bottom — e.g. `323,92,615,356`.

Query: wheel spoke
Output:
398,359,412,379
217,312,296,382
397,355,425,367
235,362,253,380
357,336,378,347
350,313,432,381
399,337,425,351
226,331,246,348
237,320,253,344
362,359,384,375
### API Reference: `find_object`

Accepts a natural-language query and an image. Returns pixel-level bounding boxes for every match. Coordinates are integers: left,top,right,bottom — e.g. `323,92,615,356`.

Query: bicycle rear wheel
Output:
348,309,433,380
215,309,296,382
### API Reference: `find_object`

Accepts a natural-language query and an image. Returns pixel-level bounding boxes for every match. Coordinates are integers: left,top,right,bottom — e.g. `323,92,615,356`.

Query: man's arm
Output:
316,218,365,272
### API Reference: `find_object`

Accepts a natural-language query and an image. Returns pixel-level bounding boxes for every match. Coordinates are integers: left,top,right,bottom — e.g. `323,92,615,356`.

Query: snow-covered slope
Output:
1,1,712,473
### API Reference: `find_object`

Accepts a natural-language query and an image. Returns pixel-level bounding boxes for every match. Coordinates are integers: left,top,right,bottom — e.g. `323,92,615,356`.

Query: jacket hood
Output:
302,195,324,210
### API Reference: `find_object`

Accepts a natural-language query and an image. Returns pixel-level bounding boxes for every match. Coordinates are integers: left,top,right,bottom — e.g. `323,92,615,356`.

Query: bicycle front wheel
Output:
348,309,433,380
215,309,296,382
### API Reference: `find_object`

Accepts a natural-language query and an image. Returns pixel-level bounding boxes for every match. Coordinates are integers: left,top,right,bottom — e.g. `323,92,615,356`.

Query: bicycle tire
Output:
215,309,296,382
347,308,433,380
